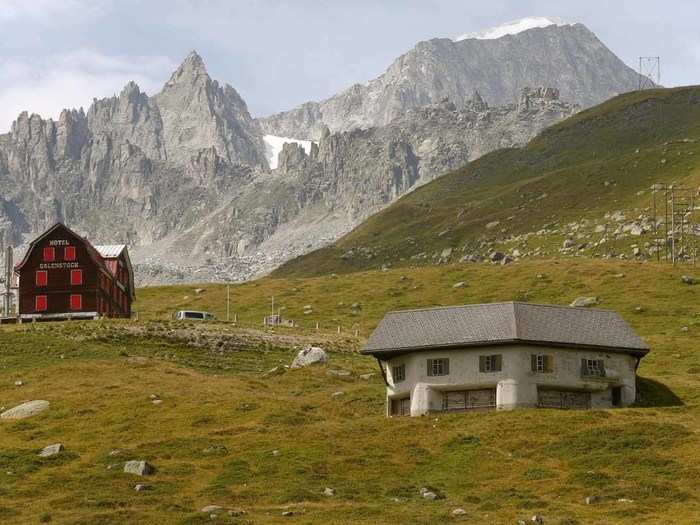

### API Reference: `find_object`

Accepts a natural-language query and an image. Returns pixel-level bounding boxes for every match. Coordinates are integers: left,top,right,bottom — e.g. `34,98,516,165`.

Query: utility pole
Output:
2,246,13,317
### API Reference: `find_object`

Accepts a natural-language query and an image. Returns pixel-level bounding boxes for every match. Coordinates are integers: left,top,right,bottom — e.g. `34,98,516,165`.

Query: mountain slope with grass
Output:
274,87,700,278
1,259,699,524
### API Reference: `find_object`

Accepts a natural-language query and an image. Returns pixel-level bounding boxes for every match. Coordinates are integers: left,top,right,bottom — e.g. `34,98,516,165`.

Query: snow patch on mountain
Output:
263,134,315,169
455,17,572,42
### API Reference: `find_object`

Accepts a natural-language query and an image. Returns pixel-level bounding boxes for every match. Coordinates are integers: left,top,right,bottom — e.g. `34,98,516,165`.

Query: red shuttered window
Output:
35,270,48,287
35,295,47,312
43,247,55,262
64,246,76,261
70,269,83,286
69,294,82,311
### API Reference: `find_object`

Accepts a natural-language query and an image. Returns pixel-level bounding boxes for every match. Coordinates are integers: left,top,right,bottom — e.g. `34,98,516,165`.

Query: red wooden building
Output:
14,223,135,322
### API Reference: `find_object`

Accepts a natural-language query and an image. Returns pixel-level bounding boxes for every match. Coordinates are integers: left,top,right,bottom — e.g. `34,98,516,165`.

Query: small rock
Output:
617,498,634,503
563,238,575,249
201,505,223,513
134,484,150,492
681,326,689,332
123,460,154,476
228,509,246,517
452,281,467,289
440,248,453,258
490,251,505,262
152,399,163,405
291,346,328,368
584,495,599,505
351,302,361,310
452,508,468,516
331,391,345,398
282,511,294,517
272,450,280,456
419,487,441,500
681,275,695,285
14,380,23,387
359,373,375,380
38,443,64,457
0,400,50,420
570,296,599,308
323,487,335,496
108,449,121,456
501,256,514,266
194,288,205,294
485,220,500,230
531,516,544,524
149,394,159,400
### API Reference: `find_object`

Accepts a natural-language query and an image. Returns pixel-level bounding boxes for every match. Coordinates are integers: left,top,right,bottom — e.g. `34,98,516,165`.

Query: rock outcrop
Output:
0,59,577,284
259,23,644,139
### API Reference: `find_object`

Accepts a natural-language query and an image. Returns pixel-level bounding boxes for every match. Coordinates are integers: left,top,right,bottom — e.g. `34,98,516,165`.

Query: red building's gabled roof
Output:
14,222,112,277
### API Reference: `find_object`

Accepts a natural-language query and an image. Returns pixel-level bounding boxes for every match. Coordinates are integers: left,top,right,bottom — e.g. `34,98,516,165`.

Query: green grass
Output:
274,86,700,278
2,259,700,523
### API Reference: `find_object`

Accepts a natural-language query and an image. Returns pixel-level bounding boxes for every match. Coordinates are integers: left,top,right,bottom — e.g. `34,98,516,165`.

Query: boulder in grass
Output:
124,460,154,476
39,443,64,457
681,275,695,285
570,296,599,308
1,400,50,420
291,346,328,368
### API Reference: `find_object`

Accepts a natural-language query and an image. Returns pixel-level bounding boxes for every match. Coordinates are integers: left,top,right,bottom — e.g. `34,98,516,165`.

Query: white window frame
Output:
392,364,406,383
582,358,605,377
427,358,449,377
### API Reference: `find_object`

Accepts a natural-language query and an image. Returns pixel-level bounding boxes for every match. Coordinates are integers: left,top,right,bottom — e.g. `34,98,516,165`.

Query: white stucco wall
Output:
382,345,639,416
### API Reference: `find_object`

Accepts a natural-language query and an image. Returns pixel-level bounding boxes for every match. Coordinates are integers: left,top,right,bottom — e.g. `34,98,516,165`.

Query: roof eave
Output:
361,339,650,358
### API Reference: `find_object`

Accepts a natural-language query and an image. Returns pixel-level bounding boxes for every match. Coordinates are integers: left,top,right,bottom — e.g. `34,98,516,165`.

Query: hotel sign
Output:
39,262,80,270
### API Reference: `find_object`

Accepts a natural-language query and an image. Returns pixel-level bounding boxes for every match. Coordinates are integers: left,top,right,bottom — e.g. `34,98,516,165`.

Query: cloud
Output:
0,50,176,132
0,0,90,22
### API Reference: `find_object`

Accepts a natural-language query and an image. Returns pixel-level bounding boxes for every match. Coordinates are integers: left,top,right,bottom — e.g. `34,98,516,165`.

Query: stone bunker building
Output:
14,223,135,322
362,302,649,416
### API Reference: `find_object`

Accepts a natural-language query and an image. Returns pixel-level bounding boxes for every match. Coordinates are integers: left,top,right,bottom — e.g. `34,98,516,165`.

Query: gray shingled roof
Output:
362,302,649,357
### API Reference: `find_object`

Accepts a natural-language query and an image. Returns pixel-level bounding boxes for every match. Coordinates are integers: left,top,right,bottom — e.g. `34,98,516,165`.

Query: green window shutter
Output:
581,358,588,376
494,355,502,372
444,359,450,375
427,359,433,377
479,356,486,372
531,354,538,372
598,359,606,377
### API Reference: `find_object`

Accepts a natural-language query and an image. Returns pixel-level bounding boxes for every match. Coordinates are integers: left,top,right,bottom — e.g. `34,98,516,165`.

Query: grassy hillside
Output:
274,87,700,278
2,260,700,524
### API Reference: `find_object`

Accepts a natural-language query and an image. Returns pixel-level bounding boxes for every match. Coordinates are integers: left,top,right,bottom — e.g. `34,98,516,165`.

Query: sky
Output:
1,0,699,132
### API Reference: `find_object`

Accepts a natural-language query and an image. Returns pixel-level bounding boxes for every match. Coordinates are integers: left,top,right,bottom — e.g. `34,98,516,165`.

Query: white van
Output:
175,310,216,321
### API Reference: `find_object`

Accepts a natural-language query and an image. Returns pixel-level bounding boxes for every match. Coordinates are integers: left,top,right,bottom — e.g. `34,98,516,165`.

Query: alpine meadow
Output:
1,5,700,525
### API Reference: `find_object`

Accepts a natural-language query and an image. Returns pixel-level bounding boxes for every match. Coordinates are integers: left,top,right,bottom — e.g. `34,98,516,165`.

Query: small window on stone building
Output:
392,364,406,383
390,397,410,416
531,354,554,373
427,358,449,376
581,358,606,377
479,354,502,373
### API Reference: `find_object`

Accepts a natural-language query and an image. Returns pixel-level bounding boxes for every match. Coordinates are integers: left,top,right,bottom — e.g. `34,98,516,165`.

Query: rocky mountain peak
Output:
165,50,210,87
